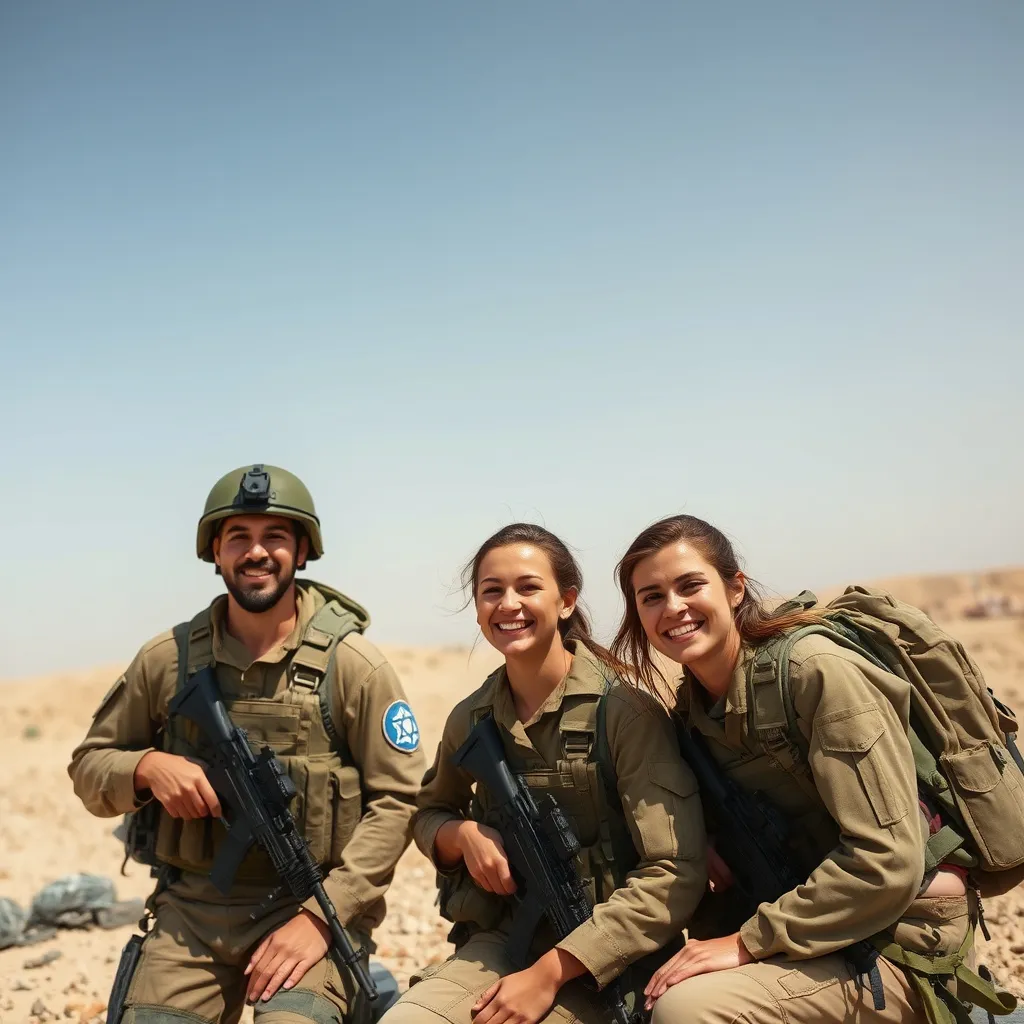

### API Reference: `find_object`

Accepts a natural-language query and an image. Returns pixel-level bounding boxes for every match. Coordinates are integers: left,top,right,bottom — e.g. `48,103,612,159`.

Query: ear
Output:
559,586,579,619
728,572,747,609
296,532,310,571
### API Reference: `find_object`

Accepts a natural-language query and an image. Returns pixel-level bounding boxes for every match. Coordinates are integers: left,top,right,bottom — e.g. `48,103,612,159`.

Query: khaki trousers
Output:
378,931,615,1024
650,896,972,1024
121,873,364,1024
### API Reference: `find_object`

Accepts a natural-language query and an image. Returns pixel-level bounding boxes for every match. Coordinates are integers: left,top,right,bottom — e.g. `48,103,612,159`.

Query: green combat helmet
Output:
196,464,324,563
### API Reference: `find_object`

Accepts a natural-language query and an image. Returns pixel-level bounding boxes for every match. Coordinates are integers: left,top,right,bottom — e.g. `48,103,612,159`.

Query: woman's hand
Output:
472,950,585,1024
644,933,753,1008
706,842,735,893
436,820,516,895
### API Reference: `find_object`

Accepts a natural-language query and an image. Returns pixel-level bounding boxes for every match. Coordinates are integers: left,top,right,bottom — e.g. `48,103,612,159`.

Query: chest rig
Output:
133,583,368,885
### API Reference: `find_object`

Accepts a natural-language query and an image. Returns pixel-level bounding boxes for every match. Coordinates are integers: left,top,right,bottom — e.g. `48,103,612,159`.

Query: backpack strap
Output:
747,630,820,803
290,600,366,761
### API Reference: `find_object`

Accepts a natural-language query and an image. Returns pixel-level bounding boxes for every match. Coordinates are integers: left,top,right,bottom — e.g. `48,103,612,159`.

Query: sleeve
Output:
66,649,166,817
410,704,475,871
738,650,925,960
556,694,708,989
305,652,428,928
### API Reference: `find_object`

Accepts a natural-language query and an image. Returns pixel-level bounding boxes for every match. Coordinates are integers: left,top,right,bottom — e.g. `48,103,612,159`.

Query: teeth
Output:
667,622,702,639
497,622,530,631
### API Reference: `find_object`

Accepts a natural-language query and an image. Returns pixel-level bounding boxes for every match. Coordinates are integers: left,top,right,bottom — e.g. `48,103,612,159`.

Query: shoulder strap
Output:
298,602,365,759
594,690,621,813
173,608,216,694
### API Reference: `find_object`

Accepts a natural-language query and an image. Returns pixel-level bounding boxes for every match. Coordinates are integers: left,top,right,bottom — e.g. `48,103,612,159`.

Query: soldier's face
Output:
631,541,744,671
474,544,577,659
212,514,309,614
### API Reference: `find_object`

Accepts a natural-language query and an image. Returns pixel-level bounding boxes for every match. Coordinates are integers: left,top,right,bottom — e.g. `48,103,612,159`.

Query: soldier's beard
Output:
224,557,296,613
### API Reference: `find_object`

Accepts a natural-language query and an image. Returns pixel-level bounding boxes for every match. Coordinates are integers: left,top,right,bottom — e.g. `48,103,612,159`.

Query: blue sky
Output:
2,2,1021,677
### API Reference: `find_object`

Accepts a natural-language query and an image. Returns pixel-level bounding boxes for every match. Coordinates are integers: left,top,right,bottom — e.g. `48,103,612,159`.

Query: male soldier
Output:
69,464,426,1024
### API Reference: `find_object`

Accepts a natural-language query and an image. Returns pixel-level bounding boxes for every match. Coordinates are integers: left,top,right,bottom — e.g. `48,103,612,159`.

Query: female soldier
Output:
382,523,708,1024
611,514,988,1024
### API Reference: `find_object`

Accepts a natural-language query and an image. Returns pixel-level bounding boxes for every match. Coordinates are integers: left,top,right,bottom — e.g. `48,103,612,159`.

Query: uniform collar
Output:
474,639,611,731
680,645,753,748
209,583,317,670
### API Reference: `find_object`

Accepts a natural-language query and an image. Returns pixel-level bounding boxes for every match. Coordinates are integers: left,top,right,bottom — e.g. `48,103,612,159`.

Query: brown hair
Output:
463,523,628,674
611,514,825,692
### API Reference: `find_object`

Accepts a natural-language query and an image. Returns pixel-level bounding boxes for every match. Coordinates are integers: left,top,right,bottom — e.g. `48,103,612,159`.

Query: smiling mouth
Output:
239,564,276,582
664,620,704,641
495,620,534,635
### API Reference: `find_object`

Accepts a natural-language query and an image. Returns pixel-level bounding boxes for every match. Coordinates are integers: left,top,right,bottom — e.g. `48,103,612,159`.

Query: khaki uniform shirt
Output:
67,585,426,934
681,632,935,961
414,645,708,989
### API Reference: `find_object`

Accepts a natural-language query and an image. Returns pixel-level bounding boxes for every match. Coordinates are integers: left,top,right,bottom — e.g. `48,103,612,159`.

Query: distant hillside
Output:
813,566,1024,621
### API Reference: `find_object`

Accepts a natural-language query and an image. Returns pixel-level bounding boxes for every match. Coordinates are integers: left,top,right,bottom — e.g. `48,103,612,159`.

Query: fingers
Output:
493,854,516,896
282,959,309,992
196,774,223,818
472,981,501,1014
261,955,306,1002
246,949,286,1004
245,937,271,976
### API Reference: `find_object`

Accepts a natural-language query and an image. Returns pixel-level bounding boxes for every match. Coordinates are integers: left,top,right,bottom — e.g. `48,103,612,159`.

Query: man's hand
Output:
471,949,585,1024
436,820,516,895
244,910,330,1004
134,751,222,819
644,933,753,1008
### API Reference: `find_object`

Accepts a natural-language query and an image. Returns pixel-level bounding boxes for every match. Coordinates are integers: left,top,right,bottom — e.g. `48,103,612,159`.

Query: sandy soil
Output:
2,573,1023,1023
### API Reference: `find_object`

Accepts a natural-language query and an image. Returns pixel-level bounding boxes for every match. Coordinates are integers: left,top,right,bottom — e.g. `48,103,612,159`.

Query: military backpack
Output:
747,584,1024,898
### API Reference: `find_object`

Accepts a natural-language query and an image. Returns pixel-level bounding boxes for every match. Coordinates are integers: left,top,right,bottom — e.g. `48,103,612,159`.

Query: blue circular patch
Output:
382,700,420,753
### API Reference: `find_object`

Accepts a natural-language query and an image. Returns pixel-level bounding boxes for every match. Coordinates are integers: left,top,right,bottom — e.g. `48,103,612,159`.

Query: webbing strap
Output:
290,601,360,693
925,826,967,874
874,924,1017,1022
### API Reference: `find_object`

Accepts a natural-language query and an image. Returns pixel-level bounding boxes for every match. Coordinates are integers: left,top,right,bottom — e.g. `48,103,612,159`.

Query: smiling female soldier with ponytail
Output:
611,513,1018,1024
379,523,708,1024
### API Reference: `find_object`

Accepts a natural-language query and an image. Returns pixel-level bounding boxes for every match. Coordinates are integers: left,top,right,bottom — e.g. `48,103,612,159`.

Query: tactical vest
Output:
439,667,639,945
125,581,368,886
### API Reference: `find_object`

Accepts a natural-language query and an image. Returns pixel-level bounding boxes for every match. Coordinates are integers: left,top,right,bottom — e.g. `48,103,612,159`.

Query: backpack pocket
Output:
942,743,1024,871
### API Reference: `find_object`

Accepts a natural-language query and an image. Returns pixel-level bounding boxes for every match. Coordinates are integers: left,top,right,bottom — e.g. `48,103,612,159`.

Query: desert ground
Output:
2,569,1023,1024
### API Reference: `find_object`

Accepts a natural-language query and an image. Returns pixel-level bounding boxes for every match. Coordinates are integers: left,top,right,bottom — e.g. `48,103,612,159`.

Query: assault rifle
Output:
674,721,886,1010
451,713,641,1024
167,668,378,1003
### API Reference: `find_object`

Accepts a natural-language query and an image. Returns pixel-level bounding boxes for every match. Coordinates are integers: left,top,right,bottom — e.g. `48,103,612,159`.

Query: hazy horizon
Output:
3,3,1021,677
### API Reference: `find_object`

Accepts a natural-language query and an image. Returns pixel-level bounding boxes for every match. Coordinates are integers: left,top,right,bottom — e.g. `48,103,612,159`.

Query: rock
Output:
24,949,63,969
12,976,36,991
29,874,116,928
95,898,145,929
0,896,27,949
30,997,49,1017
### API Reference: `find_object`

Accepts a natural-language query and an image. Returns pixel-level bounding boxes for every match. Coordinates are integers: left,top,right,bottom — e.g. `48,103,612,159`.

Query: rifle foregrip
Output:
312,885,378,1002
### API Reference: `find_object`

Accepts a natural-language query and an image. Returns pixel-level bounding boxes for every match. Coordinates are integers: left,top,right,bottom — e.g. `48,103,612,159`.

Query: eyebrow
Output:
479,574,545,585
635,572,703,596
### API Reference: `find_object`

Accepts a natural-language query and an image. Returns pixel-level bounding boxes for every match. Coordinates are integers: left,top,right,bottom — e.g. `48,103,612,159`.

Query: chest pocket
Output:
519,768,600,847
224,700,307,755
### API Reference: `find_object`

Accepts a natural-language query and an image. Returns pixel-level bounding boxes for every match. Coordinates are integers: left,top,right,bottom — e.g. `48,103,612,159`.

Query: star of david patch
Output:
382,700,420,753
